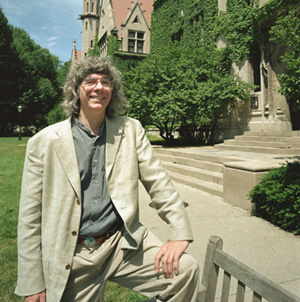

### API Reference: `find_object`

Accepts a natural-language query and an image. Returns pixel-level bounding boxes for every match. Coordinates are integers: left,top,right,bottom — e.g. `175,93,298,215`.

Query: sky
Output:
1,0,83,62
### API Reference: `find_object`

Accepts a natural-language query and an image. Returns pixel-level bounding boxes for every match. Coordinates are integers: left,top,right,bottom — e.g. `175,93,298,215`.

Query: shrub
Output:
249,161,300,235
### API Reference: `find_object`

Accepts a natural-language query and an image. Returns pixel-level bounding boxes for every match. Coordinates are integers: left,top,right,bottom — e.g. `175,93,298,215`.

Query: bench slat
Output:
201,237,223,302
236,281,246,302
214,249,299,302
252,291,262,302
221,271,231,302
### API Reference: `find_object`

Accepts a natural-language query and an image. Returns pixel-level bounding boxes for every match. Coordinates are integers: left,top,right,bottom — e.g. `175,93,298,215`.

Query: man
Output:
15,57,199,302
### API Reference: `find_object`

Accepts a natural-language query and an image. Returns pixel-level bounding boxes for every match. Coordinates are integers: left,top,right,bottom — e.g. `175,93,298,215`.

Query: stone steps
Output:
162,161,223,185
154,131,300,201
235,135,299,142
214,131,300,155
215,143,300,155
155,148,226,197
223,139,300,148
155,148,242,165
244,131,300,137
158,153,223,173
167,170,223,197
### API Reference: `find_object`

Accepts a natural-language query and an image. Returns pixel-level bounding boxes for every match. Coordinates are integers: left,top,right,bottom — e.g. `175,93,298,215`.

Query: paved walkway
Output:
138,180,300,299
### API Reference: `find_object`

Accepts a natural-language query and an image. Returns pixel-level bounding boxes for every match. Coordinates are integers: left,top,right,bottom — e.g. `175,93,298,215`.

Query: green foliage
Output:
0,8,14,67
88,33,101,57
146,0,256,143
0,9,69,134
256,0,299,23
249,161,300,235
124,46,252,142
112,51,145,74
218,0,257,62
11,27,61,130
107,33,121,57
57,60,71,88
269,5,300,113
149,0,300,135
151,0,218,53
0,8,21,134
45,60,71,125
218,0,300,68
46,103,67,125
106,33,144,73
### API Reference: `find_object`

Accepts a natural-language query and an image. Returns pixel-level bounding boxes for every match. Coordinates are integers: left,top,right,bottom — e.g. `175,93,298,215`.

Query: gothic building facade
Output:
79,0,101,59
72,0,153,62
72,0,296,138
98,0,153,58
218,0,292,134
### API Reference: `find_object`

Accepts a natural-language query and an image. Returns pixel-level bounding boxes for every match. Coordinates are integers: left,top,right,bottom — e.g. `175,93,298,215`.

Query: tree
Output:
0,8,21,134
45,60,71,125
56,60,71,88
124,46,252,143
11,27,61,130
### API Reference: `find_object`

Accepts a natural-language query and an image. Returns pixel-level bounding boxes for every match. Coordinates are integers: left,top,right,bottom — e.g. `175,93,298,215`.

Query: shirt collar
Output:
72,115,105,138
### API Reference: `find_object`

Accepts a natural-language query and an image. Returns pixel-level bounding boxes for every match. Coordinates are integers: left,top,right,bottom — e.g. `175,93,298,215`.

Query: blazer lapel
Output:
106,116,124,180
54,118,81,200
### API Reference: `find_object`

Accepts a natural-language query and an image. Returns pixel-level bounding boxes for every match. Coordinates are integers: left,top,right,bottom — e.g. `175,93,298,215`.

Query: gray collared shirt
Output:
71,116,123,237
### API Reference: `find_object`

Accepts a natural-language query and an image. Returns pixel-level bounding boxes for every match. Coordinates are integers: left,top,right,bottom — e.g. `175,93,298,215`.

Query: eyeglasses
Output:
82,77,112,89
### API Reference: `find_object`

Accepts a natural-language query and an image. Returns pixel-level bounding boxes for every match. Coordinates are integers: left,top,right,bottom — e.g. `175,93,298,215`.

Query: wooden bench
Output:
198,236,300,302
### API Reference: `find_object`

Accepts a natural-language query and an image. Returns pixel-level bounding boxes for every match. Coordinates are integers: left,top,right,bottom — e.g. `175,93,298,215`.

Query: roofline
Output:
121,1,151,30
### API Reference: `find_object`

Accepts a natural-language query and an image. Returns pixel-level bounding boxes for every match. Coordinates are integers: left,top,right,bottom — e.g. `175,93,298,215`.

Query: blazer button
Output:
72,231,77,236
65,264,71,270
76,199,80,205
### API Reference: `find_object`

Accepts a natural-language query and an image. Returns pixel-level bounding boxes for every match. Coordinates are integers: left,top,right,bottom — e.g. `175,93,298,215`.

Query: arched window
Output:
87,2,89,12
85,21,88,30
92,2,94,12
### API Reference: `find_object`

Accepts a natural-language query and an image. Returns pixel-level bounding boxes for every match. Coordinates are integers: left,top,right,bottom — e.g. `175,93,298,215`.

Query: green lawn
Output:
0,137,149,302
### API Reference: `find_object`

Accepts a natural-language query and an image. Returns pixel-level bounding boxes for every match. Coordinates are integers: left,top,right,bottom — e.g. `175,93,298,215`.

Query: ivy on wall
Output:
112,51,145,74
219,0,300,62
151,0,299,64
218,0,257,62
151,0,218,53
89,0,300,130
151,0,300,121
88,31,144,73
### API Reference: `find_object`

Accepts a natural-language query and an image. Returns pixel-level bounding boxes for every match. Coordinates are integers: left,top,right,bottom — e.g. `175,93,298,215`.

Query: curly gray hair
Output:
62,57,126,117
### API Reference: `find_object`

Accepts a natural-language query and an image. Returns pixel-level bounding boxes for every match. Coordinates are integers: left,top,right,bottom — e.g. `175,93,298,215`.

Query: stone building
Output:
218,0,293,134
79,0,101,60
72,0,153,62
72,0,297,137
98,0,153,58
151,0,297,141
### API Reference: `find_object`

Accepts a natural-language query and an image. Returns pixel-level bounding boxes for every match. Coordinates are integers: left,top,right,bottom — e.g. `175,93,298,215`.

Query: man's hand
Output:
25,290,46,302
155,240,190,279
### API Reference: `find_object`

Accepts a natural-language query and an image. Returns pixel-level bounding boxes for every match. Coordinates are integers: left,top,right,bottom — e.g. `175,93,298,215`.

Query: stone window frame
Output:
128,30,145,54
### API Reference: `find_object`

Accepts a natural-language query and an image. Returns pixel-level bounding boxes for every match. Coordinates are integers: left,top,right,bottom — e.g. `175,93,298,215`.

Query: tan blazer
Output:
15,116,193,301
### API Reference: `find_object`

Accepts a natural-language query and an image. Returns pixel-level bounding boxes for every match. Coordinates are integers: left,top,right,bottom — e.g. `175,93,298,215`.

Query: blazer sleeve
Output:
15,138,45,296
135,120,194,242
